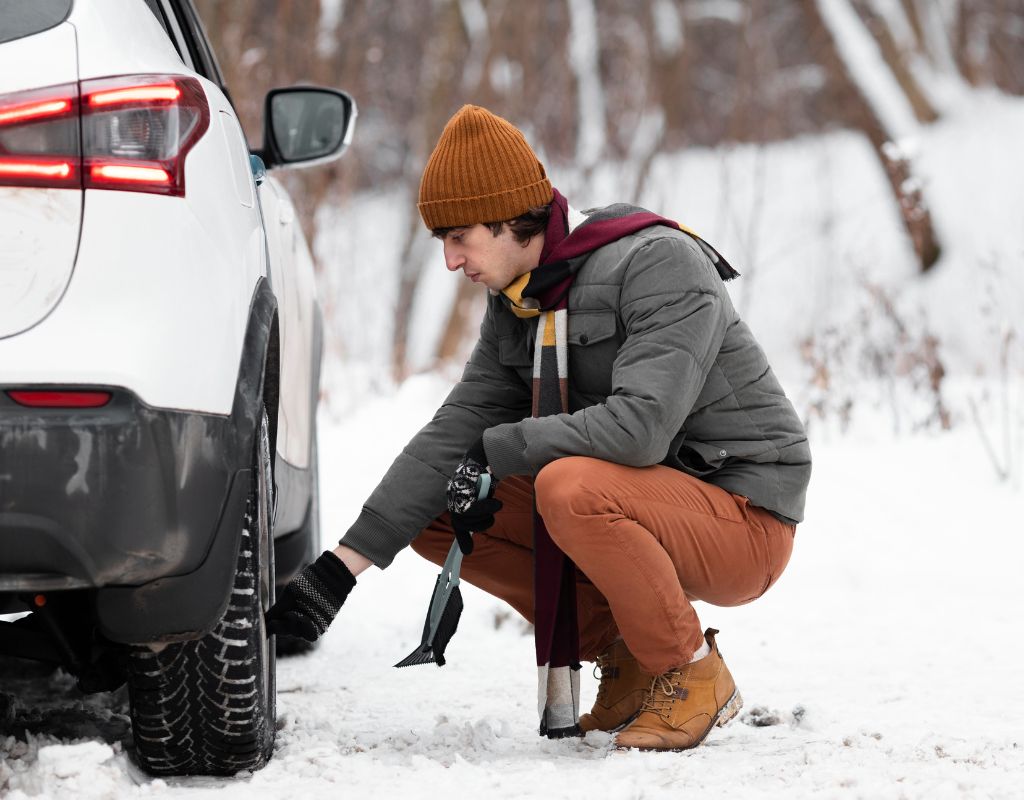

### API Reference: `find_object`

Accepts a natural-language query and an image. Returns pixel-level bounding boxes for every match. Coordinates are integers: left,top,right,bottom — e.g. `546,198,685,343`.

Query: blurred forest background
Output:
194,0,1022,466
195,0,1022,248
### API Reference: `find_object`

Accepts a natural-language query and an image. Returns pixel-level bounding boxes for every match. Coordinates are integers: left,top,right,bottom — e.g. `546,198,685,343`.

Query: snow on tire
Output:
127,410,276,776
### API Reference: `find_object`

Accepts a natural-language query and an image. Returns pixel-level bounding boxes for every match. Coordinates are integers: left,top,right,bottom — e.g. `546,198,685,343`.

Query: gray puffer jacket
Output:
341,219,811,568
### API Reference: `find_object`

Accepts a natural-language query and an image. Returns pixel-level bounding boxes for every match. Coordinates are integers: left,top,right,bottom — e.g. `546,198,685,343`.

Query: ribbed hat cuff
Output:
418,177,553,230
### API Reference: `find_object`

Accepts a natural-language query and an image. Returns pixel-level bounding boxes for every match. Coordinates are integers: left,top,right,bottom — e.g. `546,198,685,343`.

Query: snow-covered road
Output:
2,375,1022,799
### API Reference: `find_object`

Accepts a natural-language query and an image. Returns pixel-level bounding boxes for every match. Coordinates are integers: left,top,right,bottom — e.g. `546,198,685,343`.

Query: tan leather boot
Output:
614,628,743,751
579,639,650,733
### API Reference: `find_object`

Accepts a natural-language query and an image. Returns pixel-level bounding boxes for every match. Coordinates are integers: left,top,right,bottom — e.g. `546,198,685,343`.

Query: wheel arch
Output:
232,277,279,472
95,277,281,643
263,311,281,466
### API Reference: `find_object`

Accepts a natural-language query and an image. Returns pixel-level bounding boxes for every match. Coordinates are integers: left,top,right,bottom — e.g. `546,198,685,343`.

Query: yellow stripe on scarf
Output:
502,274,542,319
541,311,557,347
678,222,701,239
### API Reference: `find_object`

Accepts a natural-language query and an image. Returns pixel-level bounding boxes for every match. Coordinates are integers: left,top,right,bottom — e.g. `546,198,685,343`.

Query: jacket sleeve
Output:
484,235,728,477
339,297,531,568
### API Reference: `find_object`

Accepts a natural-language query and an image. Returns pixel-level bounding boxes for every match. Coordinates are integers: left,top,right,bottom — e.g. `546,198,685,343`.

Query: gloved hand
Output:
265,550,356,641
447,438,502,556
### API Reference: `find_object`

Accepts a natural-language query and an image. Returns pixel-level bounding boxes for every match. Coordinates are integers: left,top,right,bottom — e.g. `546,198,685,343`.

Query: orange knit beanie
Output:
418,105,553,230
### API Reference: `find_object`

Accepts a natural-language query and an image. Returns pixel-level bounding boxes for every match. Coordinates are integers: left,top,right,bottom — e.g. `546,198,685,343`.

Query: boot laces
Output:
593,654,618,704
640,668,689,720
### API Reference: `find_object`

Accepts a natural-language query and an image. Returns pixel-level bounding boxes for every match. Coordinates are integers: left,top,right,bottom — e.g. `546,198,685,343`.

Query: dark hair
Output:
431,204,551,245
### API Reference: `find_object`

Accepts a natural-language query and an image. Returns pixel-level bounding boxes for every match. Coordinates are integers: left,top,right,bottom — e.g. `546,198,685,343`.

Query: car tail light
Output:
0,75,209,197
0,83,80,189
7,390,113,408
81,75,209,197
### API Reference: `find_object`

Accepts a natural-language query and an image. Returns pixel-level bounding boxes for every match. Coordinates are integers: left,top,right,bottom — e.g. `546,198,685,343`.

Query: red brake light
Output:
88,83,181,107
0,158,74,180
90,164,171,184
0,75,209,197
7,390,112,408
0,83,79,189
0,97,72,125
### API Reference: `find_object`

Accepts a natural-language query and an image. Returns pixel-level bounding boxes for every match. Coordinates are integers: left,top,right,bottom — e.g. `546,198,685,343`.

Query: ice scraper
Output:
394,472,493,668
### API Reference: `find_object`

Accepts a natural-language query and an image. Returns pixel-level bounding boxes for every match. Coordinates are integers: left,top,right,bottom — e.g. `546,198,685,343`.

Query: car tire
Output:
126,408,277,776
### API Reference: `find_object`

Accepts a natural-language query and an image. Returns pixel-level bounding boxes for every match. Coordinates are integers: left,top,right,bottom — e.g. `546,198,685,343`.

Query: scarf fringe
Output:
537,664,581,736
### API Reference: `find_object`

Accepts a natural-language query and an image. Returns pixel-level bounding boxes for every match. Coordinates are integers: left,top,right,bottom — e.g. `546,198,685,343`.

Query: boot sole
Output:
714,688,744,730
610,710,642,733
618,689,744,753
580,709,641,735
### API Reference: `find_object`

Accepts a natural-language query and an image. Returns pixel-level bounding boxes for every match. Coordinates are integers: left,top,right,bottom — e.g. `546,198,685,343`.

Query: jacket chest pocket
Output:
568,310,618,347
497,315,536,367
567,310,618,398
499,334,533,367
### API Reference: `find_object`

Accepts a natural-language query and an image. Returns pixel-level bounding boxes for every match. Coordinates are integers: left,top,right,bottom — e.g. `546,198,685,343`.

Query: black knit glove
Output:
447,438,502,556
265,551,356,641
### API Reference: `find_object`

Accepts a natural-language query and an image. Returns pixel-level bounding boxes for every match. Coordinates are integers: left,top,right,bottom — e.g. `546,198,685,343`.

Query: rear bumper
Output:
0,388,239,590
0,387,251,642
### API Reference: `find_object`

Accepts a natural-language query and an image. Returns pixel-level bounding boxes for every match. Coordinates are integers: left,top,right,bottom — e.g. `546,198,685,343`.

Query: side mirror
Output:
260,87,356,169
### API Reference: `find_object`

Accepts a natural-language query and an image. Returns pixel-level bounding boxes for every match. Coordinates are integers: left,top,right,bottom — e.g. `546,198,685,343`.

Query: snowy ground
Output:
2,374,1022,799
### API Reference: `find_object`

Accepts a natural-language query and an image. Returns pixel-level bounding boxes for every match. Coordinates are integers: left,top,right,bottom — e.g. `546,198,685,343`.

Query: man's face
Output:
441,224,540,292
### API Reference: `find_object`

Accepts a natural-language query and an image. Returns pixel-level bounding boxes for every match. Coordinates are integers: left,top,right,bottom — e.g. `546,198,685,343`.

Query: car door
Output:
253,170,318,479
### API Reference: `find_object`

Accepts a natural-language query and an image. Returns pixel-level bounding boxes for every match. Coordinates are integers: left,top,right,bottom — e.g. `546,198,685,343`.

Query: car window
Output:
0,0,73,45
182,1,226,85
166,0,225,85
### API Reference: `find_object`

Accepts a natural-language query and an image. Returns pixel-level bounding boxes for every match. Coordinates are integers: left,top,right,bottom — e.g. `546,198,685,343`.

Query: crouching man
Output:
267,105,811,751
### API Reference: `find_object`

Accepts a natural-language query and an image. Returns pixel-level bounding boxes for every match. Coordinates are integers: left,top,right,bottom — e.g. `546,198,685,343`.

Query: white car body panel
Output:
0,187,260,414
0,0,331,492
0,21,77,94
0,83,264,415
0,23,80,339
0,188,82,339
71,0,186,78
219,111,255,208
257,176,315,469
0,2,265,416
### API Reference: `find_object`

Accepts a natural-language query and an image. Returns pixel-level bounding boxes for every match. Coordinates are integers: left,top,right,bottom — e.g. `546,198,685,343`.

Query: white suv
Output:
0,0,354,776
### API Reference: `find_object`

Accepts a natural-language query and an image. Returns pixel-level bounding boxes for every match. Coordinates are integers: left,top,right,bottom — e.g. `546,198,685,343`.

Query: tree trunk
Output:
394,0,470,381
857,0,940,123
434,281,483,366
804,0,941,272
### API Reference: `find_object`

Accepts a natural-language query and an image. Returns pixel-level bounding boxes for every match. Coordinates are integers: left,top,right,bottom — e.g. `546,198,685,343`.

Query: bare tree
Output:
804,0,942,272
